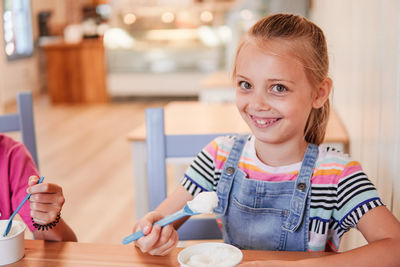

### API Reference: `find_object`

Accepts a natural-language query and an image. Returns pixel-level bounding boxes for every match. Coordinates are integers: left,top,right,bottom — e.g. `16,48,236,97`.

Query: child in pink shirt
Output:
0,134,76,241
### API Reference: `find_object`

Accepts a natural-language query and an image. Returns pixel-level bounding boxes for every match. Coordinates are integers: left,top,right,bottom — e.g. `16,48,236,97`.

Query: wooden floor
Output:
7,95,169,244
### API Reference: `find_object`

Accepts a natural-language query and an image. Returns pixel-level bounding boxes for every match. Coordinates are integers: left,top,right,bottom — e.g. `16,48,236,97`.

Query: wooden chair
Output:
146,107,224,240
0,92,38,168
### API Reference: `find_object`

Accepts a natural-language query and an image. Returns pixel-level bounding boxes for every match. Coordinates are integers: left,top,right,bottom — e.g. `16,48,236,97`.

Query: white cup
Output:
0,220,26,265
178,242,243,267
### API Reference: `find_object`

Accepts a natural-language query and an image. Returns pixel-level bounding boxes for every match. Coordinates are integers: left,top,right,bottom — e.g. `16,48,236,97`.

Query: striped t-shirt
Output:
180,135,384,252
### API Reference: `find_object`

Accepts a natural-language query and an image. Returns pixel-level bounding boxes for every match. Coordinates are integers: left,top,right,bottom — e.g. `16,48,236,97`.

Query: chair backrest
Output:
146,107,227,240
0,92,38,168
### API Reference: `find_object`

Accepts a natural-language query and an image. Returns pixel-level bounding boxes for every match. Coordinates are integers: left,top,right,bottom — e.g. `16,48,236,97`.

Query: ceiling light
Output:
200,11,213,23
161,12,175,23
240,9,253,20
123,13,136,25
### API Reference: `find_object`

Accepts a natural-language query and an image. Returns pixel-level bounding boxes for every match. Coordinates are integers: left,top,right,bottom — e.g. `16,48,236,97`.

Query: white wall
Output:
311,0,400,250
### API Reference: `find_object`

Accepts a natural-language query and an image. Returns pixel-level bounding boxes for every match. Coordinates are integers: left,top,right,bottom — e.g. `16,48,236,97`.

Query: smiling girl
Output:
132,14,400,266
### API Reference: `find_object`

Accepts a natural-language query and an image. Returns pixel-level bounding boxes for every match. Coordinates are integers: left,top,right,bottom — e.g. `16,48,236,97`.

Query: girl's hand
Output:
132,211,179,256
28,175,65,225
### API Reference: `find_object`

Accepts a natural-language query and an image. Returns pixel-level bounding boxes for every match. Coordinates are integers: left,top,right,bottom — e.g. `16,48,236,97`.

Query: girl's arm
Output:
33,218,77,241
154,185,195,229
133,185,194,255
240,206,400,267
302,205,400,267
28,176,77,242
135,185,195,234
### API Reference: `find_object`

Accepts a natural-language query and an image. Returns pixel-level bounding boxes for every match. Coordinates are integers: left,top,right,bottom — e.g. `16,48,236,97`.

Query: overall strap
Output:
282,143,319,233
214,135,248,215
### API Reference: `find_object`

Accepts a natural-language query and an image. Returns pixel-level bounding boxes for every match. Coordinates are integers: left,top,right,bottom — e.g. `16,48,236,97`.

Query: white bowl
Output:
178,242,243,267
0,220,26,265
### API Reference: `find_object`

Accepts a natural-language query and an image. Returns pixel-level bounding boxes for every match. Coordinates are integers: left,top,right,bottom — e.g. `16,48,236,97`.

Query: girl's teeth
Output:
254,117,279,126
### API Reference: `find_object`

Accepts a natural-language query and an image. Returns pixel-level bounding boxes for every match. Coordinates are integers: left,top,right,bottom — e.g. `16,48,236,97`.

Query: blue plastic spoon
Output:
2,176,45,237
122,204,200,245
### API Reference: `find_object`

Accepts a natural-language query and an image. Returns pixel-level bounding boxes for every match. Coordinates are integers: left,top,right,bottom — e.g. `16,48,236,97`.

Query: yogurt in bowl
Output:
178,242,243,267
0,220,26,265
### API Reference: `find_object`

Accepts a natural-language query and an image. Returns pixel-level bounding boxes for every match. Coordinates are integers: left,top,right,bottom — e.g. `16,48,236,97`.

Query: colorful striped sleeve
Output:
180,138,220,196
180,135,237,196
333,161,384,234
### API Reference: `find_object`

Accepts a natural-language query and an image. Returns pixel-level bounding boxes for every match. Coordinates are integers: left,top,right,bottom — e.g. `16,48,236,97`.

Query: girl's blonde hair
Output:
233,14,330,145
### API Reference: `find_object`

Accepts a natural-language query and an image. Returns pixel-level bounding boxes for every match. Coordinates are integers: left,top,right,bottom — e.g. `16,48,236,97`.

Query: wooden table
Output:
12,240,331,266
127,101,349,219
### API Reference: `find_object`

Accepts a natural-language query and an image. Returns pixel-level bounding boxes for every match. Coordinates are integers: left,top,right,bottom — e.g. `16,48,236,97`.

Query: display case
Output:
104,3,234,97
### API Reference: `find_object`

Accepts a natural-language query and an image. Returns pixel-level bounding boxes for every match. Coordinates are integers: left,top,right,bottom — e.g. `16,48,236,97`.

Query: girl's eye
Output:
239,81,252,90
271,84,287,93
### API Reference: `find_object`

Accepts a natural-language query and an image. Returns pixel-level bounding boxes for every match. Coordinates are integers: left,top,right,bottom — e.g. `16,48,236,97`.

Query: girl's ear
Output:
312,77,332,108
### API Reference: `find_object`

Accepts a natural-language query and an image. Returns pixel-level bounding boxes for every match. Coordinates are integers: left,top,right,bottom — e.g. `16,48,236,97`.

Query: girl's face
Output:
235,41,315,146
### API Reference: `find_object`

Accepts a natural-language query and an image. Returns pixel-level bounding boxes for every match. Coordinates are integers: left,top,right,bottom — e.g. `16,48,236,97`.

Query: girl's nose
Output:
252,89,271,111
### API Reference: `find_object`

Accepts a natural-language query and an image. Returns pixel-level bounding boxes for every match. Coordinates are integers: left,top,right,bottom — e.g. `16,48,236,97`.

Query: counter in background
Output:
41,38,109,104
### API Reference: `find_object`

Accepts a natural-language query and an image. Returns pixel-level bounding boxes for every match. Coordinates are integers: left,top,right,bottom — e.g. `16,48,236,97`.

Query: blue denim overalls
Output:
214,136,319,251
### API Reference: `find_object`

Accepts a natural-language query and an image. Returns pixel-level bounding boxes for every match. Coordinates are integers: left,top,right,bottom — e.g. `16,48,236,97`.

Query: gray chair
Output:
146,107,226,240
0,92,38,168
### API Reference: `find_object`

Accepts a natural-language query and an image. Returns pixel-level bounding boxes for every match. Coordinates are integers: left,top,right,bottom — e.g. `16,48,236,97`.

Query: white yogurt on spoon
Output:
187,191,218,214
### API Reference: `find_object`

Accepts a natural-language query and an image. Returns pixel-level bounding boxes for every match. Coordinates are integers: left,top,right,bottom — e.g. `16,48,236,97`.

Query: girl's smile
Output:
249,114,281,128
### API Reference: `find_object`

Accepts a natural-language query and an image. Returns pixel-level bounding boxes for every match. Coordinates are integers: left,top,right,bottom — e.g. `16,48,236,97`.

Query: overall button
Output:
226,167,235,175
297,183,306,191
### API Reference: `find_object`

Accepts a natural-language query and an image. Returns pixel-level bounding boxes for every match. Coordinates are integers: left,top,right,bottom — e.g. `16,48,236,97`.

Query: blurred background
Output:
0,0,399,252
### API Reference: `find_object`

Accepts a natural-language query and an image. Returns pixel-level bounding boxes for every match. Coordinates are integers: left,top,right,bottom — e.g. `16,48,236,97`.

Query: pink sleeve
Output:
9,144,39,232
